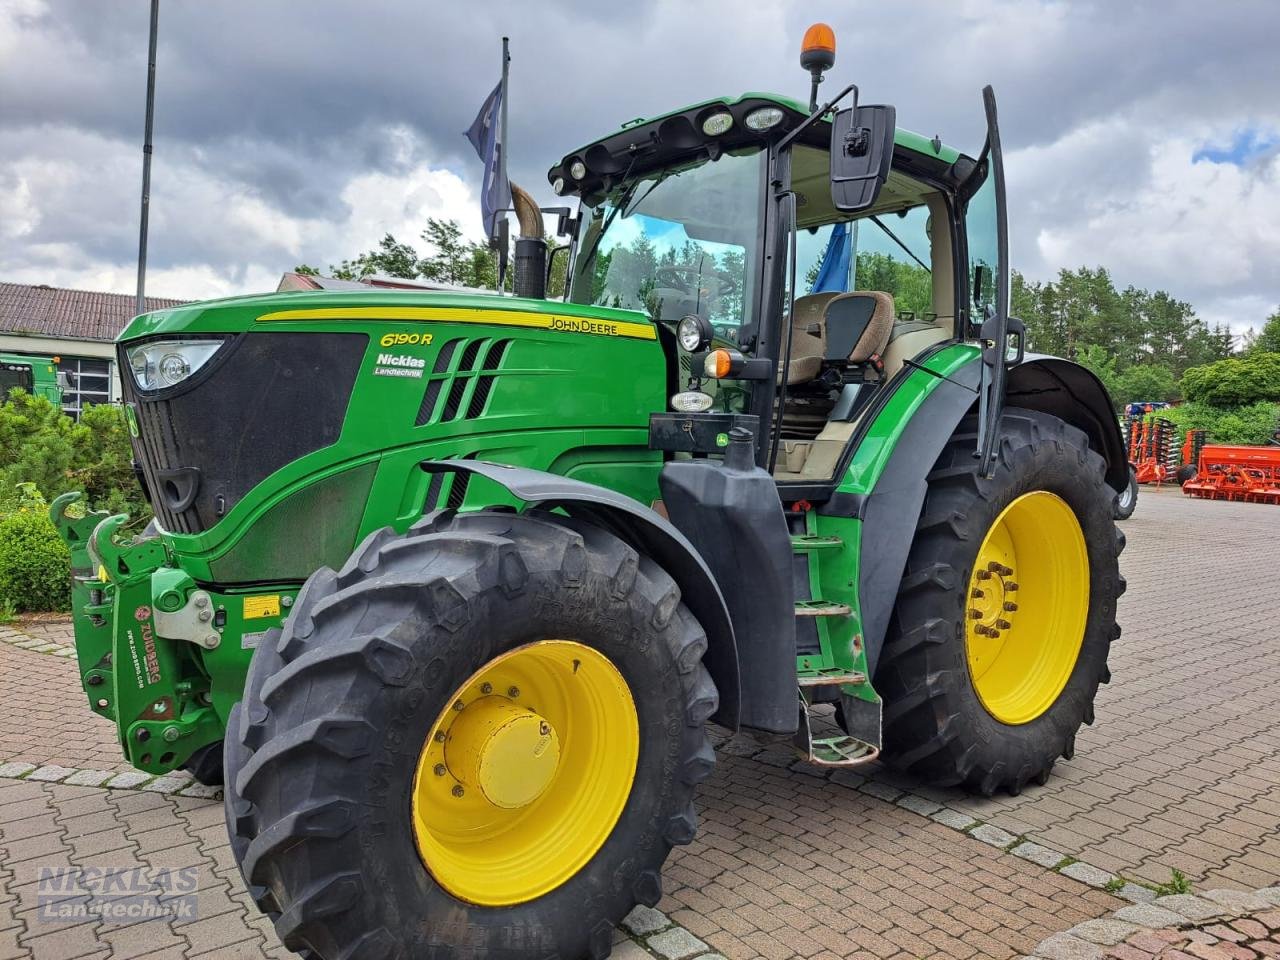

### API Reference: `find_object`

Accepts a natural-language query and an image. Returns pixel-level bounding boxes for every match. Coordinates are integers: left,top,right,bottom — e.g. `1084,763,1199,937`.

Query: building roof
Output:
0,282,188,343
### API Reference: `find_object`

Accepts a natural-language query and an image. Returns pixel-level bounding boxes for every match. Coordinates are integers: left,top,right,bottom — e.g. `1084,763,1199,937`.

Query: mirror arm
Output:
775,83,859,156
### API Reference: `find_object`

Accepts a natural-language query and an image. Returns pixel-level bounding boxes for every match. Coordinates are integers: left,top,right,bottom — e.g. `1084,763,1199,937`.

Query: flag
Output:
810,222,853,293
464,81,511,240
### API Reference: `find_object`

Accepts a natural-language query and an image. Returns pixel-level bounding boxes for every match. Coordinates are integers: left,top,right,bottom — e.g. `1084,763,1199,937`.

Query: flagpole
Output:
136,0,159,317
499,36,510,292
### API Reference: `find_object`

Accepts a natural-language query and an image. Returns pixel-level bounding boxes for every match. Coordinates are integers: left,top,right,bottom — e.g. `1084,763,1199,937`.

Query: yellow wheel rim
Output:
964,491,1090,725
411,640,639,906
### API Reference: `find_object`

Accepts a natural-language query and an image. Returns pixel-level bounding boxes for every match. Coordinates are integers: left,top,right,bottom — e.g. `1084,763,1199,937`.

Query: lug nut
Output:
434,763,446,777
507,686,520,698
452,699,465,712
451,785,465,798
480,682,492,695
976,569,992,580
971,589,985,599
973,625,989,637
969,609,983,619
999,565,1013,577
988,561,1002,573
1006,581,1018,591
538,721,551,736
433,730,446,743
996,619,1012,630
1003,601,1018,612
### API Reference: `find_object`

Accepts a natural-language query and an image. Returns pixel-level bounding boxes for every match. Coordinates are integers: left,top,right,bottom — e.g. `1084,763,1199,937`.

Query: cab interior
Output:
771,144,958,483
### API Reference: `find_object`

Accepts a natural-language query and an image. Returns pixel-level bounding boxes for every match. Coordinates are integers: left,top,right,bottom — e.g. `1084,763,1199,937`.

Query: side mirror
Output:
830,104,896,212
546,244,570,299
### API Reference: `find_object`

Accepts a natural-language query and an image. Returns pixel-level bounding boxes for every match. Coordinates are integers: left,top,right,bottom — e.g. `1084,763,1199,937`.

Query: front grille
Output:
121,332,367,533
415,338,513,427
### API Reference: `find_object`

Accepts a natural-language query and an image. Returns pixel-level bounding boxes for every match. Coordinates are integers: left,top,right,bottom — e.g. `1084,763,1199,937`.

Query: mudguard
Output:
421,460,741,730
1007,355,1129,493
857,352,1126,679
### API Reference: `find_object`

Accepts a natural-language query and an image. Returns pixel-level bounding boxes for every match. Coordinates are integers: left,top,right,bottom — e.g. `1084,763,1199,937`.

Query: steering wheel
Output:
655,265,735,299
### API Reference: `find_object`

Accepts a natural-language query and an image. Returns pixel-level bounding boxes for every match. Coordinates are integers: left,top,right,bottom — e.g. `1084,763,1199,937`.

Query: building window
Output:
62,357,113,418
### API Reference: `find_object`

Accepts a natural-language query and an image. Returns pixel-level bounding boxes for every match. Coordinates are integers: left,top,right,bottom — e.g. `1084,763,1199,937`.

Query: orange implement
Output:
1182,444,1280,504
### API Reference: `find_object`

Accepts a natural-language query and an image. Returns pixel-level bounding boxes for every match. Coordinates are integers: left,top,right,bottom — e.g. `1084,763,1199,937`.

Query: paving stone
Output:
1033,932,1106,959
896,793,943,816
931,807,980,830
23,765,75,783
106,771,153,790
647,927,709,960
1119,883,1159,904
1201,888,1272,913
1156,894,1226,922
621,905,670,937
1114,902,1189,927
1067,918,1141,945
177,782,223,799
1258,887,1280,906
970,823,1018,849
0,761,36,778
62,769,113,787
610,942,658,960
142,776,189,795
857,780,902,802
1013,841,1067,869
1061,862,1118,887
828,768,865,789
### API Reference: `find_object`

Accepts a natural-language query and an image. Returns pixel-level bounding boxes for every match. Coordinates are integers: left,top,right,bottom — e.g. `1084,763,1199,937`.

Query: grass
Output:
0,599,17,625
1153,869,1191,897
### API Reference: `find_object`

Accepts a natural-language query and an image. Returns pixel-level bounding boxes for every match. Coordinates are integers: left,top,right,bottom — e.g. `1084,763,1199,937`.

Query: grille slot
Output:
417,338,514,426
415,339,461,426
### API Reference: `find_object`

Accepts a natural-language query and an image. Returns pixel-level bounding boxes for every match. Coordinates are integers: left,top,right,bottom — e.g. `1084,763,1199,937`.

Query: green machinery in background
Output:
52,25,1128,960
1,352,63,405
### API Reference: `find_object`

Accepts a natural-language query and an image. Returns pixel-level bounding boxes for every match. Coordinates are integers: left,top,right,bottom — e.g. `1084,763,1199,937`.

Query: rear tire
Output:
1113,466,1138,520
223,508,716,960
1176,464,1197,485
877,407,1124,796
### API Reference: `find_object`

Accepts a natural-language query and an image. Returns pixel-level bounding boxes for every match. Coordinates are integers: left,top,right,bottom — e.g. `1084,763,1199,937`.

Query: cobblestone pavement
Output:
1,487,1277,959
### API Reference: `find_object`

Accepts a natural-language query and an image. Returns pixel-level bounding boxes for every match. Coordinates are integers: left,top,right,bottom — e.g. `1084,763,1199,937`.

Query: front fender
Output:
421,460,740,730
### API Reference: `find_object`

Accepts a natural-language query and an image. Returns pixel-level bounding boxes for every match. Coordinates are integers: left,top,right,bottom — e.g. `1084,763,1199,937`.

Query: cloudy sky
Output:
2,0,1277,335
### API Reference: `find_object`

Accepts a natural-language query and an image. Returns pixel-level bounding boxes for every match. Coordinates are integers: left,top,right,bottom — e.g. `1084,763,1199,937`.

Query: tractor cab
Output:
549,81,1001,491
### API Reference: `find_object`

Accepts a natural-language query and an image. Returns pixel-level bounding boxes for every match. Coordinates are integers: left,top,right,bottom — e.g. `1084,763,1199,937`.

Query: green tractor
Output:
51,30,1125,960
1,352,65,406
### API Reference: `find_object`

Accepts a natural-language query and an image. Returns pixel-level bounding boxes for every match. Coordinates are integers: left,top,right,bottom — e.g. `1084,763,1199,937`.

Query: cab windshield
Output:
568,149,764,344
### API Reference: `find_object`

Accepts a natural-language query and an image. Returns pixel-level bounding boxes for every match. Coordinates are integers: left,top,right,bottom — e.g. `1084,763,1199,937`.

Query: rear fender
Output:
1006,355,1128,493
421,460,741,730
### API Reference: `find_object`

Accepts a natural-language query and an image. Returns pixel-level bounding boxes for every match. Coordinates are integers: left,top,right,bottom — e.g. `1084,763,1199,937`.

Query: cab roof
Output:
547,91,970,201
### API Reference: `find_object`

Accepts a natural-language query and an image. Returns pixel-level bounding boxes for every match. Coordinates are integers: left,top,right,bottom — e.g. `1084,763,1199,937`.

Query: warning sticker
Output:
243,595,281,620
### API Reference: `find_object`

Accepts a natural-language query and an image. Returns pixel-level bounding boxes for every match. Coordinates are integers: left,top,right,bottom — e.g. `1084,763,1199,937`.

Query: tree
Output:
1245,310,1280,354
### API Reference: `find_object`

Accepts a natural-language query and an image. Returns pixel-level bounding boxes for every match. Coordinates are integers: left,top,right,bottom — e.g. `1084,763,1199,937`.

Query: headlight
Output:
745,107,784,131
552,177,566,195
126,339,224,391
701,111,734,136
569,159,587,180
677,315,714,353
671,391,714,412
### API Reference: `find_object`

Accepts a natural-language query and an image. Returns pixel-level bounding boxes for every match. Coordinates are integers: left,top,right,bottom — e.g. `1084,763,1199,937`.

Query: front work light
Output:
127,339,224,391
569,159,587,180
701,111,734,136
745,107,784,131
677,314,714,353
671,391,714,413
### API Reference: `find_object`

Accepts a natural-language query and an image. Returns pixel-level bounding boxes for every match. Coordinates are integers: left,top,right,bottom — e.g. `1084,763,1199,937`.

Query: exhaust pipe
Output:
510,183,546,300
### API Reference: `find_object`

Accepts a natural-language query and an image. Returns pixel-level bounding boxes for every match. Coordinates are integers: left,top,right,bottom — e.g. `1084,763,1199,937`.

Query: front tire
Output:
1113,465,1138,519
877,408,1124,795
223,508,716,960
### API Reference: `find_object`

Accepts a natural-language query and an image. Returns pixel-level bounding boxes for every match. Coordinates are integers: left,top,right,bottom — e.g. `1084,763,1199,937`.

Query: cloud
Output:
1,0,1278,331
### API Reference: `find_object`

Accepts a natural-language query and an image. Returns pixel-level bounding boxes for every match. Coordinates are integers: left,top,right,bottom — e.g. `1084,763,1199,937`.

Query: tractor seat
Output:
778,291,895,440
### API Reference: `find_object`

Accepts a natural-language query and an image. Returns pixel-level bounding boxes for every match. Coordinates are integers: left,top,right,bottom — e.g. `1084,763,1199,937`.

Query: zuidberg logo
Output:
373,352,427,379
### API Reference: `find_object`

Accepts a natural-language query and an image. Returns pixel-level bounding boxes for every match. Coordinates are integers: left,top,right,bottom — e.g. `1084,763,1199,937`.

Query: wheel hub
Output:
444,697,561,809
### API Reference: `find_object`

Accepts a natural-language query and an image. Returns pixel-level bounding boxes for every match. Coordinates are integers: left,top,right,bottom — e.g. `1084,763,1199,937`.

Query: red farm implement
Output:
1124,415,1177,484
1182,443,1280,504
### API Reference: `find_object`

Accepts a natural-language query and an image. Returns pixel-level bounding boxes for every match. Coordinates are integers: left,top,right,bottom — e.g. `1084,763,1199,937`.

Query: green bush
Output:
0,392,149,521
0,509,71,612
1180,351,1280,407
1161,400,1280,446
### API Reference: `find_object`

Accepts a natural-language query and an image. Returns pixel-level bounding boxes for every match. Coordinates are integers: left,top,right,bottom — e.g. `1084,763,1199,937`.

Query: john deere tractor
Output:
52,28,1125,960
